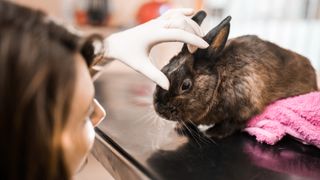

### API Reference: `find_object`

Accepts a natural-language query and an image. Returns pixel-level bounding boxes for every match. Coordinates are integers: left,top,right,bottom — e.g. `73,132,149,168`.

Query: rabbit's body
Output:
153,12,318,138
195,35,317,137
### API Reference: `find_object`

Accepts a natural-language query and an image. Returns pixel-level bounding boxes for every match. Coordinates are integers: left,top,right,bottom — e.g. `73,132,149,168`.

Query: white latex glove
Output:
104,8,209,90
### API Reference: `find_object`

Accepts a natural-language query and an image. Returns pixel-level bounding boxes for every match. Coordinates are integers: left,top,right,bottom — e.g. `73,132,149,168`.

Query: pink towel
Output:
244,91,320,148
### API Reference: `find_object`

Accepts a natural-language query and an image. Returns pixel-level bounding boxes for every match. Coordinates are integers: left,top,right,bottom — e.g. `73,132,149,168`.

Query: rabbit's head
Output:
153,11,231,124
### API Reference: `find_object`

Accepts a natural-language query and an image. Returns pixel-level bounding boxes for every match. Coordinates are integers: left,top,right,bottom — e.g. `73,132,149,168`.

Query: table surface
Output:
93,72,320,180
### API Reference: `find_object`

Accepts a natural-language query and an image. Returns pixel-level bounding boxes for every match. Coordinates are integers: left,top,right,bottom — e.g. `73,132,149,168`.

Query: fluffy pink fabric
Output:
244,91,320,148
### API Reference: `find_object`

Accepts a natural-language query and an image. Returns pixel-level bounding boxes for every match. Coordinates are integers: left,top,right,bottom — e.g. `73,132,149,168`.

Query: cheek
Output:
194,76,217,104
82,120,96,151
62,121,96,173
182,76,216,122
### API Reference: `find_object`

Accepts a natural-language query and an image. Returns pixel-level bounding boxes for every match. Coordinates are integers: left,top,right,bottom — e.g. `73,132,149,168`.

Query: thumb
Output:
120,56,170,90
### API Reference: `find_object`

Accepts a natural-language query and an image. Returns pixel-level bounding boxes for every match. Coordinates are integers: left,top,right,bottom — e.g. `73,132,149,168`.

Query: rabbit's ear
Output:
204,16,231,57
191,10,207,25
182,10,207,53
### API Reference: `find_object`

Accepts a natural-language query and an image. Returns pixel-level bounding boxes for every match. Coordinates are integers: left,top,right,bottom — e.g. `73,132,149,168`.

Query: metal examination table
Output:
92,72,320,180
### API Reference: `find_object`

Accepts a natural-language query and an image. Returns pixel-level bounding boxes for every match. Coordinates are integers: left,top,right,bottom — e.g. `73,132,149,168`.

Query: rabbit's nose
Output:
160,91,170,102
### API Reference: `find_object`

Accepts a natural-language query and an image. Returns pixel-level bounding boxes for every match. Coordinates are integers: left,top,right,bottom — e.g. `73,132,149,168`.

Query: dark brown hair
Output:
0,1,102,179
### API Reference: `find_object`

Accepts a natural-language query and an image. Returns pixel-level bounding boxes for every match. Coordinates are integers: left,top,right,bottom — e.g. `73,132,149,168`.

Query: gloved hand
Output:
104,8,209,90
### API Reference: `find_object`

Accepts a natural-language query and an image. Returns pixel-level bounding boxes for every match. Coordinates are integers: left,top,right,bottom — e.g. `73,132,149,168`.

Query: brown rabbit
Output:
153,11,318,139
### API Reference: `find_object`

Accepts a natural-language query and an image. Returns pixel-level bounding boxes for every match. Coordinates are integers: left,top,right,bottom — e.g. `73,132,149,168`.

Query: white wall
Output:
202,0,320,70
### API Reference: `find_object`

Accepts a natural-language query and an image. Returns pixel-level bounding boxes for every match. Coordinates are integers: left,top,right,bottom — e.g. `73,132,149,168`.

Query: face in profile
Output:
0,1,108,178
61,54,106,173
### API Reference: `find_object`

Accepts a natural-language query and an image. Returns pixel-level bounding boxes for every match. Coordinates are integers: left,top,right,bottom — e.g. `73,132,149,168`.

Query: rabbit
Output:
153,11,318,139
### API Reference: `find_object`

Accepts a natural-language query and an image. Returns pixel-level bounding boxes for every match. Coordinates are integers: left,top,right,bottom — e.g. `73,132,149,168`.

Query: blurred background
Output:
9,0,320,179
12,0,320,71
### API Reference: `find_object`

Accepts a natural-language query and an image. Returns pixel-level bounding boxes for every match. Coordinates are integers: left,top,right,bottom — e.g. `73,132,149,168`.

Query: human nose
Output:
90,99,106,127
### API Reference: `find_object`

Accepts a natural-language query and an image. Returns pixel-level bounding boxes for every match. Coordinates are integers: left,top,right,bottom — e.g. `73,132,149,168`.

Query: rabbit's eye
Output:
181,79,192,93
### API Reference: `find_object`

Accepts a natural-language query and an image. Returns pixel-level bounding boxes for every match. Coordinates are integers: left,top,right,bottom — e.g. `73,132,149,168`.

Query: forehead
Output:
68,54,94,123
160,54,195,92
162,53,192,77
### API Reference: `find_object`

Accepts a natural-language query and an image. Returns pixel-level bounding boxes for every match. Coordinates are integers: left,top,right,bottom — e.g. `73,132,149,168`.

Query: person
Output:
0,1,208,179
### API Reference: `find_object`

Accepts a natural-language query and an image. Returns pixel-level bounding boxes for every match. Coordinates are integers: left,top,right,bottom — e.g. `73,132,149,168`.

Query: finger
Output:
163,18,205,53
161,8,195,18
187,44,198,53
164,18,204,37
164,18,198,37
138,60,170,90
184,17,205,37
168,20,203,53
121,57,170,90
157,29,209,49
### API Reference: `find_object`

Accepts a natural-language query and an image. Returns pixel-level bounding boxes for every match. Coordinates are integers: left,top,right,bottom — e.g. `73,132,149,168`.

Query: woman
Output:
0,1,208,179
